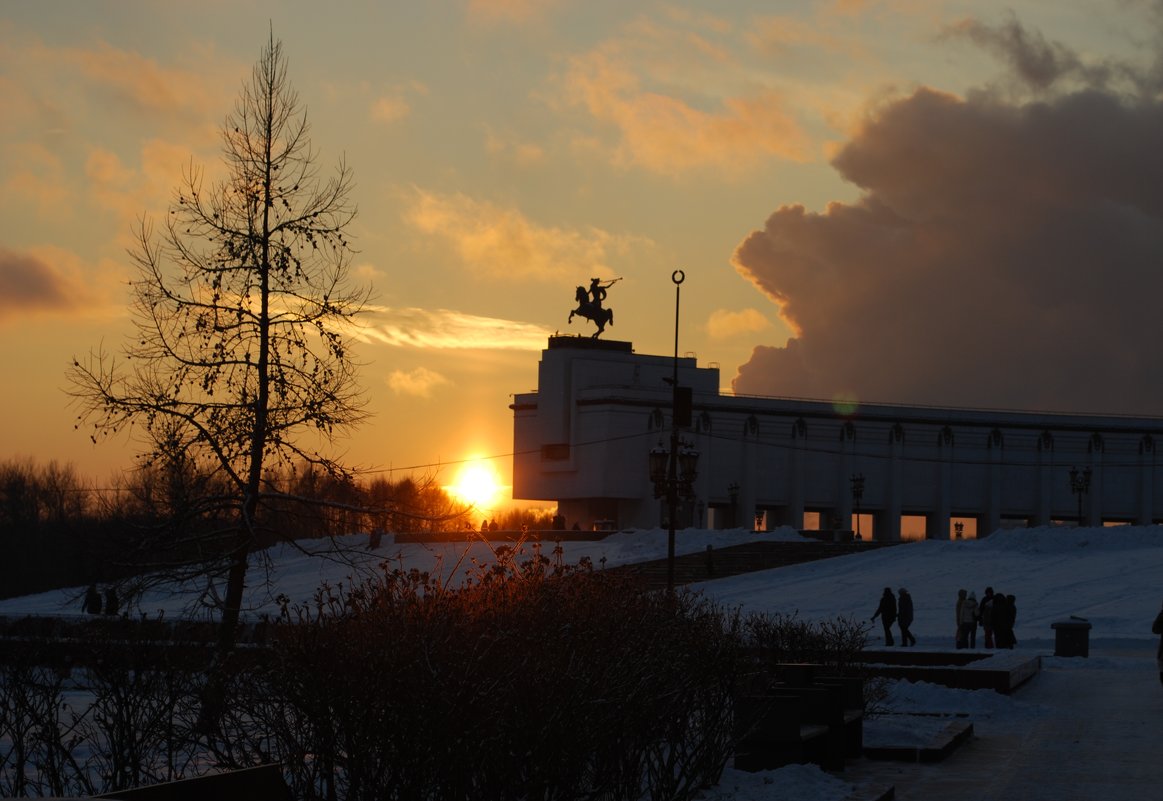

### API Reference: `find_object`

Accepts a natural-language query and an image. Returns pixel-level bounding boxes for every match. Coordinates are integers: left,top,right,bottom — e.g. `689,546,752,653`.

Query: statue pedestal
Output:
547,335,633,352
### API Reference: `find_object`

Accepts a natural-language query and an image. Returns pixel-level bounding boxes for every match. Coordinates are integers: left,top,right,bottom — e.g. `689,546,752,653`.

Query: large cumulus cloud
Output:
731,79,1163,415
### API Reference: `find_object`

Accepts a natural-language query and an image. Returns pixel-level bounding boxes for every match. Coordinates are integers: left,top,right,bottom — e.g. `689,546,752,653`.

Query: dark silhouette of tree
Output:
0,458,42,530
68,33,369,672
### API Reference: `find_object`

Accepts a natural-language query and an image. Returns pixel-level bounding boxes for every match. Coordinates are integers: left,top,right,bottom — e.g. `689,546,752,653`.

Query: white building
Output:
511,336,1163,540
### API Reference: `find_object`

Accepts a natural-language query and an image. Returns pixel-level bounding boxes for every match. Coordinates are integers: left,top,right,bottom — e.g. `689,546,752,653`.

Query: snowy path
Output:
845,651,1163,800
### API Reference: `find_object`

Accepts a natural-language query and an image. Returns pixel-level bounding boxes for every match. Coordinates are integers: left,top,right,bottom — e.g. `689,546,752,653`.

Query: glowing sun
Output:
447,460,504,509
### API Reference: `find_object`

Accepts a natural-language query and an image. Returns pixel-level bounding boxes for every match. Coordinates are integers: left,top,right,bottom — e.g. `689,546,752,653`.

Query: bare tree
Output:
68,33,369,661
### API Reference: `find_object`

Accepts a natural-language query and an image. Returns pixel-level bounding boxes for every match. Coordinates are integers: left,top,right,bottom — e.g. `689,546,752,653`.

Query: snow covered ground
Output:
3,524,1162,800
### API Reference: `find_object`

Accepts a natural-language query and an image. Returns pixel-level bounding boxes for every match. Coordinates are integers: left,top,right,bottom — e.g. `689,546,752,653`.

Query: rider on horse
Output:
589,277,617,308
570,277,620,338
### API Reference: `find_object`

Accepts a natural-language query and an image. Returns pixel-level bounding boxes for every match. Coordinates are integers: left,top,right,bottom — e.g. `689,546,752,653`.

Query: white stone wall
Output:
511,338,1163,539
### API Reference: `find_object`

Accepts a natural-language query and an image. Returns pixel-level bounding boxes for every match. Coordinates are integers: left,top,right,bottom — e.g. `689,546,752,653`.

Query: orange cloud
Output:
745,14,868,60
7,36,232,138
0,34,230,237
66,40,225,124
368,80,427,125
555,21,813,175
0,142,71,219
371,96,411,124
74,43,206,115
705,308,771,340
84,140,199,248
484,130,545,166
0,70,40,138
467,0,558,25
358,306,552,350
387,367,452,398
403,189,650,281
827,0,874,17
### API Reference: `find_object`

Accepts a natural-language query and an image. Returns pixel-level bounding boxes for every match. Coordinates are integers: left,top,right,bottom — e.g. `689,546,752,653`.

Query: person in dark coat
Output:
955,588,968,648
991,592,1006,647
993,592,1016,649
897,587,916,646
1005,594,1018,648
1153,601,1163,687
103,586,119,617
871,587,897,646
83,584,102,615
980,587,996,648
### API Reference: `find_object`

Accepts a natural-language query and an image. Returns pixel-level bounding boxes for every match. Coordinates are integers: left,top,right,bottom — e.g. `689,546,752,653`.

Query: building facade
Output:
511,337,1163,540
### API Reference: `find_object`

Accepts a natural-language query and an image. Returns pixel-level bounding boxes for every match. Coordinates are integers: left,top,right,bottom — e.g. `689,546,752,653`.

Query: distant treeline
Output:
0,458,555,600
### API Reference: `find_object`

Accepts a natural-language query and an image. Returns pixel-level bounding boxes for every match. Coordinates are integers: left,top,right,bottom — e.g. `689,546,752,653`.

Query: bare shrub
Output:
65,626,205,794
6,548,899,798
741,610,890,711
262,546,742,801
0,655,73,798
743,611,871,670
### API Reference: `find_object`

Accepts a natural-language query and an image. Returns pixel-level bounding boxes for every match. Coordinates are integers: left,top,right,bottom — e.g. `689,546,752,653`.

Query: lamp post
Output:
727,481,740,528
1069,466,1092,526
647,270,698,592
850,473,865,540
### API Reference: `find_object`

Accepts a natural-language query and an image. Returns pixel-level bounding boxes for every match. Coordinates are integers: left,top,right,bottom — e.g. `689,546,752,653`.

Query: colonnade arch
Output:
691,408,1163,540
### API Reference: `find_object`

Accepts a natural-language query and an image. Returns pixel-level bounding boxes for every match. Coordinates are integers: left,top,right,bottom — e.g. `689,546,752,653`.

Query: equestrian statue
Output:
569,277,620,338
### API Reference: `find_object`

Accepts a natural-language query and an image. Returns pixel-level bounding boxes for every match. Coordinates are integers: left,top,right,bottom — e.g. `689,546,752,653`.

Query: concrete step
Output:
863,715,975,763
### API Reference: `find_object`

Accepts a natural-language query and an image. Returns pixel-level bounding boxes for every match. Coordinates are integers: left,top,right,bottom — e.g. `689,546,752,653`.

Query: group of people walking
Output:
869,589,1163,684
82,583,119,616
957,587,1018,649
870,587,916,647
870,585,1018,649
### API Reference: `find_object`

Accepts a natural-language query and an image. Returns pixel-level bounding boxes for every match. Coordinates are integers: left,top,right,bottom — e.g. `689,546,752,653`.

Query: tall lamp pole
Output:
850,473,865,540
665,270,683,592
727,482,740,529
1070,466,1092,526
647,271,698,593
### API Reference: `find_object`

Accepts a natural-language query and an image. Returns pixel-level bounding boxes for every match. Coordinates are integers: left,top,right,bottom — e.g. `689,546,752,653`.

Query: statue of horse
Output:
569,285,614,337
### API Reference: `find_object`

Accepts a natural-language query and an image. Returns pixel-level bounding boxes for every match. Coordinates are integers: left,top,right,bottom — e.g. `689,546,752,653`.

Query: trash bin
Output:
1051,616,1092,657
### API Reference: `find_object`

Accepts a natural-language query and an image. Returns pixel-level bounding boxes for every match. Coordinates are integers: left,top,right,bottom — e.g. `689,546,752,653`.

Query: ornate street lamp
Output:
1070,466,1092,526
679,444,700,486
850,473,865,540
727,481,740,528
647,270,699,592
648,445,669,489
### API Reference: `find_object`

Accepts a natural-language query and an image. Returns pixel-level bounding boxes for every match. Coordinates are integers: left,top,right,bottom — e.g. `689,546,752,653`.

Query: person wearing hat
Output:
897,587,916,646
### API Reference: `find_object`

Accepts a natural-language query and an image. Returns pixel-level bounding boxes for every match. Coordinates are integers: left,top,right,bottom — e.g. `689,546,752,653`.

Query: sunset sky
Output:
3,1,1163,504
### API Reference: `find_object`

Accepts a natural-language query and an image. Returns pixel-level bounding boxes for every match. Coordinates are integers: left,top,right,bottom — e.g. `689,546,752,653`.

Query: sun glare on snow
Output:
448,460,503,509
